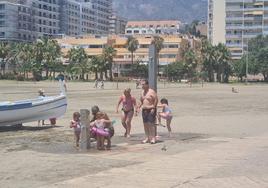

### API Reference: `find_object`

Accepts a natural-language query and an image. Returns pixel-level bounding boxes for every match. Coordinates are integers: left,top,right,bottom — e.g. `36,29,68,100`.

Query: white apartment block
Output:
208,0,268,59
0,0,60,41
125,20,181,35
109,11,127,34
226,0,268,59
207,0,226,45
0,0,112,42
60,0,96,36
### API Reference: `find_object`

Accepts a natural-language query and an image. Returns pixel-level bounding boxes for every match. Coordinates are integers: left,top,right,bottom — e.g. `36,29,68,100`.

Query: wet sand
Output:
1,81,268,187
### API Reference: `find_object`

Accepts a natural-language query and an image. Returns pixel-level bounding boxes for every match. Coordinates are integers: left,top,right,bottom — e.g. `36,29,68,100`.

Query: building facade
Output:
225,0,268,59
207,0,226,45
89,0,112,34
208,0,268,59
0,0,60,41
125,20,181,35
109,11,127,34
56,34,196,75
196,21,207,37
0,0,112,42
60,0,96,36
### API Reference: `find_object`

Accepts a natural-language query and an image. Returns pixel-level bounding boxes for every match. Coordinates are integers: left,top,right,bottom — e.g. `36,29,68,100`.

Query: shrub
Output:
16,75,25,81
113,77,130,82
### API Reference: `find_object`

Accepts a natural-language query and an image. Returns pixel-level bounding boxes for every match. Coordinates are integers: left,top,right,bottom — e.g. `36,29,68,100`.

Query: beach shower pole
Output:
80,109,90,150
149,44,157,92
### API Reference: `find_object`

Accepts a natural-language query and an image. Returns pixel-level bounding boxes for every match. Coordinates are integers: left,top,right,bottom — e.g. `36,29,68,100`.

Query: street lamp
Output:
245,38,249,85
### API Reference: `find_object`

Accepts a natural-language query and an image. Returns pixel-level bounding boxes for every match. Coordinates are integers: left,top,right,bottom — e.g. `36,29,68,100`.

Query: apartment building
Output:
89,0,112,34
207,0,226,45
125,20,181,35
0,0,112,42
60,0,96,36
226,0,268,59
109,11,127,34
0,0,60,41
56,34,192,75
208,0,268,59
196,21,208,37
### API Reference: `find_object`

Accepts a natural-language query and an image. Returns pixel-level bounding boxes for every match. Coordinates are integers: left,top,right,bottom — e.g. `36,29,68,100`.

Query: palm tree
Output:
151,36,164,75
0,42,11,75
67,47,89,80
126,36,139,65
201,39,215,82
31,39,46,80
103,46,117,81
184,49,198,81
90,55,106,80
215,43,231,83
42,38,62,79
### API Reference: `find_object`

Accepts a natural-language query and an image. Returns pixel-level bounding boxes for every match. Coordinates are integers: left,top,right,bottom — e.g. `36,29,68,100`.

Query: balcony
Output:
226,34,242,39
226,17,244,21
226,43,246,48
226,25,244,29
226,7,243,12
244,25,263,29
243,33,263,38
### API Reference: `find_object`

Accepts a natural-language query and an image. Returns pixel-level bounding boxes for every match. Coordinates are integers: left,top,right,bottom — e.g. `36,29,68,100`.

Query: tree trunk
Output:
95,71,98,80
100,72,104,80
109,63,113,81
104,71,108,79
263,73,268,82
45,69,49,79
131,52,134,64
208,70,214,82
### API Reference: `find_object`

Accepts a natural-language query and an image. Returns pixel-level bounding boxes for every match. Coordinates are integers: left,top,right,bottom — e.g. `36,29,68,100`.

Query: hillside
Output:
113,0,207,23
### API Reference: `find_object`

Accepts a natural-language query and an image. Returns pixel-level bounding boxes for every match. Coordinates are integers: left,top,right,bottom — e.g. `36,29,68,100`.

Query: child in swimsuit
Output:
157,98,173,137
90,112,113,150
70,112,81,147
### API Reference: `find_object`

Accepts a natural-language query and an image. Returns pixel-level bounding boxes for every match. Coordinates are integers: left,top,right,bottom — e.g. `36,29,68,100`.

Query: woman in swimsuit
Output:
116,88,137,138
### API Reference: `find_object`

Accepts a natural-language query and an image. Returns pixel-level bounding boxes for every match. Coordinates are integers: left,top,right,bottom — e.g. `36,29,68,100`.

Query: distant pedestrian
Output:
136,79,140,89
38,89,45,126
94,79,98,88
100,80,104,89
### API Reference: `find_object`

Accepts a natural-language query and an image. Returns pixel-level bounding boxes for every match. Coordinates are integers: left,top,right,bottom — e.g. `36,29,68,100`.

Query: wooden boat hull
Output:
0,95,67,126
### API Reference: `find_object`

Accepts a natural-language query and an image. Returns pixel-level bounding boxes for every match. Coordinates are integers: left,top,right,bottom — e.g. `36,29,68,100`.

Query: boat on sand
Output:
0,83,67,126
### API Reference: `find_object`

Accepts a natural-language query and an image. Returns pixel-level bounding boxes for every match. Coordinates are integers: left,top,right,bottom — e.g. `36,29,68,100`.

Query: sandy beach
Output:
1,80,268,187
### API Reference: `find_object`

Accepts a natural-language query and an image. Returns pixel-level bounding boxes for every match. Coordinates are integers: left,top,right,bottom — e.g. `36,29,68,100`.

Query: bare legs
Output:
121,111,134,138
74,131,80,147
142,123,156,144
97,135,105,150
158,112,172,137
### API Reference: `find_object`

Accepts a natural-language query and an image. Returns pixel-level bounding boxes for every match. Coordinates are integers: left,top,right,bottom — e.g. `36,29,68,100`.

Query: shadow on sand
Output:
0,124,61,132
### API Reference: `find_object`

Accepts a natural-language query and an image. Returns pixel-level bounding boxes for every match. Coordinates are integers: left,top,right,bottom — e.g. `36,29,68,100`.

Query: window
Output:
0,4,5,10
0,20,5,27
0,32,4,38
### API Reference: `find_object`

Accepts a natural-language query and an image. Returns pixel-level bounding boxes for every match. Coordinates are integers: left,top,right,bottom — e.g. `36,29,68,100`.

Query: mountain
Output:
113,0,207,23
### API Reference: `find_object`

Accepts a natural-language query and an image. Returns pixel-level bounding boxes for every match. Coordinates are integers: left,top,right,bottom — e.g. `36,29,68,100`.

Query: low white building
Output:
125,20,181,35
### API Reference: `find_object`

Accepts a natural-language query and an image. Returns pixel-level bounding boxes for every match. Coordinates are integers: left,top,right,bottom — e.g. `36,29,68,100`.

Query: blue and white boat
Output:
0,82,67,126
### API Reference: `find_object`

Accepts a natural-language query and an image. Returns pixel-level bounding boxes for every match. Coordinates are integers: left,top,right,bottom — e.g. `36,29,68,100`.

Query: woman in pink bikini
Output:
116,88,137,138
